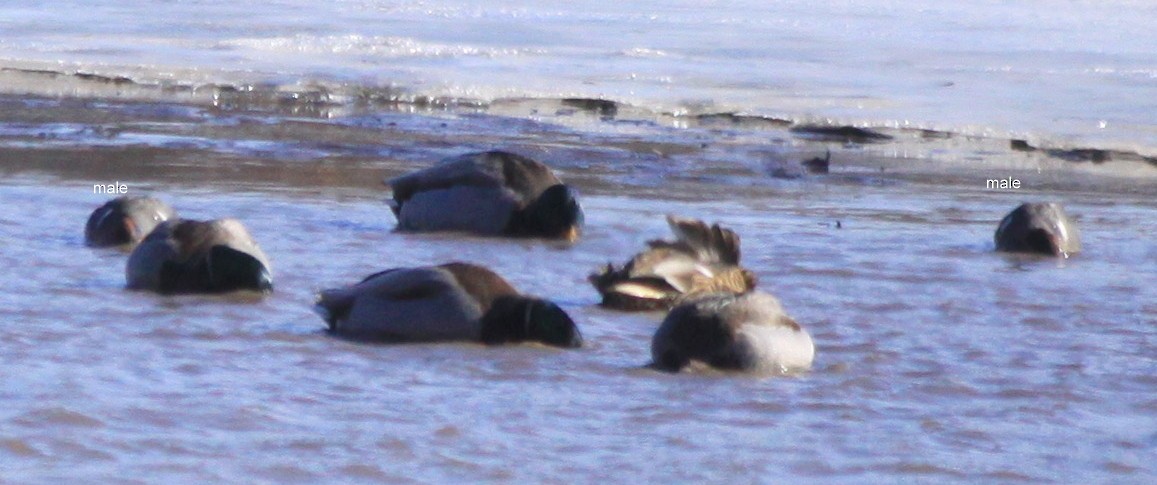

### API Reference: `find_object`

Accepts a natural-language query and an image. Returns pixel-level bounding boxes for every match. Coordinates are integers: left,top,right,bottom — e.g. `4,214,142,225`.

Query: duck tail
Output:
313,289,353,330
665,215,741,264
588,263,623,293
588,263,678,311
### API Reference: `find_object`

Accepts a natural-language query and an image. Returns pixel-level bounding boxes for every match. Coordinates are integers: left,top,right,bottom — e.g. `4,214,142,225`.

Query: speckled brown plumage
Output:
590,215,757,311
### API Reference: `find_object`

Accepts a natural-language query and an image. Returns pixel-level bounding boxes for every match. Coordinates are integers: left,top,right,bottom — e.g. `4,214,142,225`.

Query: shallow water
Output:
1,93,1155,482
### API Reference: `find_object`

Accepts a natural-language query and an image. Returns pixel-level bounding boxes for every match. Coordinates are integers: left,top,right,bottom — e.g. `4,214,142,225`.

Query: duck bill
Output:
257,268,275,293
1049,234,1071,259
562,225,581,243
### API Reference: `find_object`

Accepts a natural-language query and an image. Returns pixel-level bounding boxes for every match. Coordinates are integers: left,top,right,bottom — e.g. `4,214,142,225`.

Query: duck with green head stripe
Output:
651,291,815,374
386,151,584,242
316,262,583,348
125,218,273,294
994,202,1081,258
85,195,176,249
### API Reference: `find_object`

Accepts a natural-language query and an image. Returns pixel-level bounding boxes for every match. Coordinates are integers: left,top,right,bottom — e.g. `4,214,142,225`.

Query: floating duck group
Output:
85,150,1083,375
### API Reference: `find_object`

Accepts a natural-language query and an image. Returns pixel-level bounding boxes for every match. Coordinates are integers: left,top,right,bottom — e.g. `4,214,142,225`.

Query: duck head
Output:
995,203,1081,257
518,184,584,241
199,245,274,293
481,296,583,348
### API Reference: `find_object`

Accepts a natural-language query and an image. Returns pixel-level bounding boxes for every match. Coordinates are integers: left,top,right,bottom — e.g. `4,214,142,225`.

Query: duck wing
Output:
387,151,561,207
318,267,483,341
386,155,506,211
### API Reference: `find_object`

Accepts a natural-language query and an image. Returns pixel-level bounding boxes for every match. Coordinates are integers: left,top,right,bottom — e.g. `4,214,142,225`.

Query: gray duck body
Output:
125,218,272,294
386,151,583,240
317,262,582,348
651,291,815,373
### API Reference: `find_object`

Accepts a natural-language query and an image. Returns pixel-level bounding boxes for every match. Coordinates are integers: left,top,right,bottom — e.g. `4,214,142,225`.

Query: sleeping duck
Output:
651,291,815,373
994,202,1081,257
125,218,273,294
316,262,583,348
385,150,584,241
85,195,177,248
590,215,757,311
